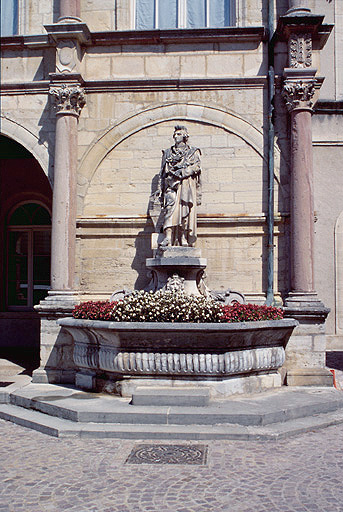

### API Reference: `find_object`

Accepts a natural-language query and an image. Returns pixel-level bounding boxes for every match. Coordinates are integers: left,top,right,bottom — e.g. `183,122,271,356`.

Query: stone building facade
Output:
0,0,342,388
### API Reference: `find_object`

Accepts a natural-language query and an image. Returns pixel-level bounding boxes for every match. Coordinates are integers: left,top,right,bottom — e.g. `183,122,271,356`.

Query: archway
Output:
0,135,52,373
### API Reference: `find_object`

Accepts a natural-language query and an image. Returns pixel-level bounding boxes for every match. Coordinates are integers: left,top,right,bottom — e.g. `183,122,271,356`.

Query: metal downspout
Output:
266,1,275,306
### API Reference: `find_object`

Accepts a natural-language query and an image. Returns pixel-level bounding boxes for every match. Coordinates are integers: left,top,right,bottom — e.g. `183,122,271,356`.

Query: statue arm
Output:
180,148,201,179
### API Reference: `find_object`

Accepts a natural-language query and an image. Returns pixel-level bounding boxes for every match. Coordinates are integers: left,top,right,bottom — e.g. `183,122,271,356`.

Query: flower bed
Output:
72,290,283,323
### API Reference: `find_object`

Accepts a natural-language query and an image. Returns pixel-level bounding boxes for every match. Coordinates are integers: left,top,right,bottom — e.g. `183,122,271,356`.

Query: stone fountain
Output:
59,126,297,398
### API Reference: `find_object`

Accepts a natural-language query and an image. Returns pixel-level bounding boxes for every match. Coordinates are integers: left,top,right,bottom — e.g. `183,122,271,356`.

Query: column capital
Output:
282,77,316,112
49,82,86,117
282,68,318,112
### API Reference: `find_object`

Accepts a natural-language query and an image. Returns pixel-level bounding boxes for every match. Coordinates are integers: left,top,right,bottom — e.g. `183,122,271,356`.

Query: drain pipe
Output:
265,1,275,306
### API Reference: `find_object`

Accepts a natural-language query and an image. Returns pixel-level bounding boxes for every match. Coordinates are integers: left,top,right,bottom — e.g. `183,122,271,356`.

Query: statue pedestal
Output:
146,247,207,296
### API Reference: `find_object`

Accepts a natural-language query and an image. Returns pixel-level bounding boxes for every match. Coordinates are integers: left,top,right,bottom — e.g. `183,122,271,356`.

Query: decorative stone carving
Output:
56,40,79,73
164,273,185,293
282,79,316,111
146,246,207,296
50,83,86,116
289,33,312,68
74,343,285,377
149,125,202,247
60,317,296,377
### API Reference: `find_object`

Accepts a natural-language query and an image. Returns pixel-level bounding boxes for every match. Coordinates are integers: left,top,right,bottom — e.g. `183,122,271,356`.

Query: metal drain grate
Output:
126,444,208,465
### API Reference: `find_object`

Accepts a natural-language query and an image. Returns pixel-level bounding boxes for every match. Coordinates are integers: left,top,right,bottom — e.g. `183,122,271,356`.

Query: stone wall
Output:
82,42,267,81
76,115,287,298
1,0,342,364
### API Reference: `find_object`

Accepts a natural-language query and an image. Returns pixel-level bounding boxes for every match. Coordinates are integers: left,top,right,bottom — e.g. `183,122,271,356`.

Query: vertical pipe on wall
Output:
266,0,275,306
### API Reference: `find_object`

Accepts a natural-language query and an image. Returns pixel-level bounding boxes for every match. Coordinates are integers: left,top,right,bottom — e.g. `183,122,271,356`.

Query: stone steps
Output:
0,382,343,440
1,382,343,439
1,402,343,440
8,384,343,427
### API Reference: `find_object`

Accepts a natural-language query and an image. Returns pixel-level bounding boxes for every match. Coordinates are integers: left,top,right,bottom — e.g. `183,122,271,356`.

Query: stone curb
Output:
0,375,32,404
1,403,343,440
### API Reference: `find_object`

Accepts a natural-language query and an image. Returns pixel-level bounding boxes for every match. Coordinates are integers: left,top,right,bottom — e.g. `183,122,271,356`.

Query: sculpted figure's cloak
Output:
160,144,202,246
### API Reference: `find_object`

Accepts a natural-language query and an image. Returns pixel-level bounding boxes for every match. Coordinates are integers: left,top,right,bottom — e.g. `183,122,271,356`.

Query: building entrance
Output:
0,135,52,372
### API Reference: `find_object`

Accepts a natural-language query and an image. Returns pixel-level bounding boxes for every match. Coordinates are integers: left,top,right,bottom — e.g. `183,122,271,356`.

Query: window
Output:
6,203,51,310
0,0,18,36
135,0,233,30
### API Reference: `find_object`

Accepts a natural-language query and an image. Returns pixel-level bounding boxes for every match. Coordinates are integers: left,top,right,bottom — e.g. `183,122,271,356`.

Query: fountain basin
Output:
58,318,298,397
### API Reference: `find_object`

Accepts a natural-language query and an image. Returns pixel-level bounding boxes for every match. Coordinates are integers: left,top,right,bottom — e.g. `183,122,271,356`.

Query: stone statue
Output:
151,125,202,247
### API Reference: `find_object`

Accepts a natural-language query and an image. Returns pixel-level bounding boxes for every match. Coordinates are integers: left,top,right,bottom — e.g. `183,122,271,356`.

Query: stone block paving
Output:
1,419,343,512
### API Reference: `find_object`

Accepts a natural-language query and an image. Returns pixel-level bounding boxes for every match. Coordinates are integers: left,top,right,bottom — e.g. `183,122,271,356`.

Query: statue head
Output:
173,125,189,144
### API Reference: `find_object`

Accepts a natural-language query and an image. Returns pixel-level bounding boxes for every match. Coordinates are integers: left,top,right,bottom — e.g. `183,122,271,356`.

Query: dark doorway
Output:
0,135,52,373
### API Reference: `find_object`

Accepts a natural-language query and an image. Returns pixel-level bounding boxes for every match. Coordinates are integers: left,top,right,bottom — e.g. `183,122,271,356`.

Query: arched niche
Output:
82,118,271,218
0,116,52,182
77,102,283,213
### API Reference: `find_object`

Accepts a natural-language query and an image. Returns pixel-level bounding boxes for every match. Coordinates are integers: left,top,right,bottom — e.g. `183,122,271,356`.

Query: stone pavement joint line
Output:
0,419,343,512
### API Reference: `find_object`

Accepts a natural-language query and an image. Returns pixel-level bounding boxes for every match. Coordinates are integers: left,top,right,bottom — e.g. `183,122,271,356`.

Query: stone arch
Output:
0,115,52,182
335,210,343,335
78,102,282,201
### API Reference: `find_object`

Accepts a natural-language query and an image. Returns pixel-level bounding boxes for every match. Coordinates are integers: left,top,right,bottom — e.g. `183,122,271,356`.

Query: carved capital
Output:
49,83,86,116
289,33,312,68
282,78,316,111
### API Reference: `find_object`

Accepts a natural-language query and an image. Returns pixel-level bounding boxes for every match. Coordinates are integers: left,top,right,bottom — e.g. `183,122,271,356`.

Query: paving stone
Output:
1,419,343,511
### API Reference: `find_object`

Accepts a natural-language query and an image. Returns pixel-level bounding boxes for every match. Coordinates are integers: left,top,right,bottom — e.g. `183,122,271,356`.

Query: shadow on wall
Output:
326,352,343,371
0,313,40,374
131,173,161,290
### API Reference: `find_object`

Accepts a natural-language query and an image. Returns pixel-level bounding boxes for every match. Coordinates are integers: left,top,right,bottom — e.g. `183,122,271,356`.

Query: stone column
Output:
49,79,85,291
282,69,317,303
286,0,311,15
32,7,90,384
59,0,81,22
280,25,332,386
32,77,85,384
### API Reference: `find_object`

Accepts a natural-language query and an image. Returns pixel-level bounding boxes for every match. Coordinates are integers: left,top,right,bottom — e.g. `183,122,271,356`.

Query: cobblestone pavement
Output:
1,419,343,512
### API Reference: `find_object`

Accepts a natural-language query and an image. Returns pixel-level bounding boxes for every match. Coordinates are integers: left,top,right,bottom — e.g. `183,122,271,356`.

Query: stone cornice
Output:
0,81,50,95
76,214,287,235
274,14,333,49
0,77,267,95
44,22,91,44
314,101,343,115
89,27,266,46
0,34,51,49
0,26,266,50
83,77,267,93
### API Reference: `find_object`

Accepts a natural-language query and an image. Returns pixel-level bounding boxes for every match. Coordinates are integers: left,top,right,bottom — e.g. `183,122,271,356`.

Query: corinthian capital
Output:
282,78,316,111
50,83,86,116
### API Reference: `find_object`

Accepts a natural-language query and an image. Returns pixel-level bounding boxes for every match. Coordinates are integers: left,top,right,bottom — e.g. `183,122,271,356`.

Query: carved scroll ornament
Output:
282,79,316,111
50,83,86,116
289,33,312,68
